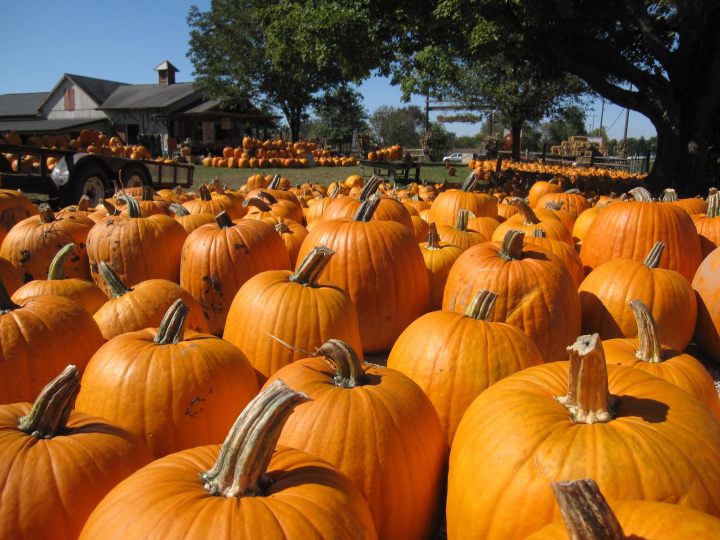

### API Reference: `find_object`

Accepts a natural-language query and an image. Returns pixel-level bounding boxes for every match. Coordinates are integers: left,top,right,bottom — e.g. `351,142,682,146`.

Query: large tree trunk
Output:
511,120,522,161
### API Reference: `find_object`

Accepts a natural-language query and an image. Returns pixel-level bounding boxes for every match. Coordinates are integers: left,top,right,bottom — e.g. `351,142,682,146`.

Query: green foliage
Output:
541,106,588,146
308,86,368,152
369,105,425,148
428,123,457,160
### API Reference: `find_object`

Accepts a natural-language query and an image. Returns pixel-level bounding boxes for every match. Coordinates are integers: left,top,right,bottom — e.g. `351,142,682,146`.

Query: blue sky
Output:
1,0,655,140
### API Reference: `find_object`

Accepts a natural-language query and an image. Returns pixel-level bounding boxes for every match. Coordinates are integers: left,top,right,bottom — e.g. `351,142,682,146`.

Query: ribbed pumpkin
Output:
265,340,445,540
420,223,463,310
169,202,214,234
524,229,585,287
77,300,259,458
492,201,573,246
662,187,708,215
0,366,153,540
296,195,429,353
388,290,542,445
428,173,497,225
0,256,23,295
266,218,308,267
437,208,489,251
541,200,577,232
444,230,581,361
182,185,243,219
244,191,305,224
536,189,591,218
528,178,562,207
93,262,208,340
692,246,720,363
0,204,93,282
691,191,720,258
0,189,37,230
80,380,377,540
580,187,702,280
87,196,187,295
466,213,500,238
411,214,430,242
603,300,720,420
223,247,363,384
579,241,696,351
180,213,290,336
0,280,105,404
118,186,171,217
447,334,720,539
12,243,107,315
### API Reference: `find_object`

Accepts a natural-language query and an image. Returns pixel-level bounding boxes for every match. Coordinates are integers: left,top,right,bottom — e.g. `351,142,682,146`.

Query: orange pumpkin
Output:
691,191,720,258
169,202,214,234
428,173,498,225
692,246,720,363
528,178,563,207
420,223,463,310
524,229,585,287
437,208,490,251
492,200,573,246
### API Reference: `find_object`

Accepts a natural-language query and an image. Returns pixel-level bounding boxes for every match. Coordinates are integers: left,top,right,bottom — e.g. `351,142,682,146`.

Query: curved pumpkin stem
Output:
550,479,625,540
274,221,292,234
359,175,382,201
532,228,547,238
354,194,382,222
170,202,190,217
455,209,470,232
38,203,56,224
48,243,75,280
556,334,617,424
118,194,141,218
268,174,282,190
629,300,663,363
98,262,132,298
18,365,80,438
76,195,90,212
425,223,441,249
257,191,279,204
461,172,478,192
707,192,720,218
661,188,678,202
0,279,19,313
142,186,155,201
498,229,525,260
516,200,541,226
154,299,189,345
202,379,310,497
290,246,334,287
102,200,120,216
328,183,342,199
628,187,653,202
197,185,212,202
211,178,226,195
465,290,498,320
215,211,234,229
317,339,367,388
643,241,664,268
243,197,273,212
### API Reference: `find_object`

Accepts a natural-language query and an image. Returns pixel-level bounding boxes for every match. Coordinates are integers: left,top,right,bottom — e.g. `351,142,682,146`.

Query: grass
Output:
191,163,463,189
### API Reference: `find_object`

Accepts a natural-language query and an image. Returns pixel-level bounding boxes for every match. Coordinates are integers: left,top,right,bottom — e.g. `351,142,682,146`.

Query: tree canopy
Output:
369,105,425,148
306,86,368,151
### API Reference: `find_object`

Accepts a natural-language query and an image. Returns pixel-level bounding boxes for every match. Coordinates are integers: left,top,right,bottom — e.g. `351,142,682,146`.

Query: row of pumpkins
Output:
1,172,720,538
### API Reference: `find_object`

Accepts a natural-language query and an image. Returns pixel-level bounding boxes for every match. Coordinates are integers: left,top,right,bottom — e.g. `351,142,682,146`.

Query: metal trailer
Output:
0,144,194,208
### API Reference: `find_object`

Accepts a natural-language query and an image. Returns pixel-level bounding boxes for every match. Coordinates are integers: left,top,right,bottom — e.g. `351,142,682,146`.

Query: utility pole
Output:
425,95,430,132
598,98,605,133
622,84,632,156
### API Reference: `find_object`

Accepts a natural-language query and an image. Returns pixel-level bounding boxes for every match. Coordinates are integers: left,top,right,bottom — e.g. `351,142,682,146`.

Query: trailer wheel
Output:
63,164,109,207
120,163,150,189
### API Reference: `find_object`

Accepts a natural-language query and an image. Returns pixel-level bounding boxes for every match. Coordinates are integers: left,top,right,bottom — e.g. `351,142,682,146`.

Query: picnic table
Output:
358,159,425,183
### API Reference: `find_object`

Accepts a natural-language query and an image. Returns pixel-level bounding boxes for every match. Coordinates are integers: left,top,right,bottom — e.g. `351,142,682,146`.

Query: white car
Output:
442,152,464,164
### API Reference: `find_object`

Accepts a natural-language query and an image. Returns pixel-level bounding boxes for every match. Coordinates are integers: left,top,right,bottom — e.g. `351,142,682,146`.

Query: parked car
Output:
442,152,464,164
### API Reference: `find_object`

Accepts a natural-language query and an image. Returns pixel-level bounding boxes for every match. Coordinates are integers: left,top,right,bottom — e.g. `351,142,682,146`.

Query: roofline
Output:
35,73,129,111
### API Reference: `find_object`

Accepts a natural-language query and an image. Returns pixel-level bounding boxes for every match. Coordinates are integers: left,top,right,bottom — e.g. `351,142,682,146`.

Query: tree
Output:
427,123,456,160
541,106,588,146
309,86,368,152
386,0,720,193
369,106,425,148
187,1,376,141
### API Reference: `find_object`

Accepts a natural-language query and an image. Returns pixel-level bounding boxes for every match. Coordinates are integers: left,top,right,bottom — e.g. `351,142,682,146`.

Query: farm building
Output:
0,61,277,155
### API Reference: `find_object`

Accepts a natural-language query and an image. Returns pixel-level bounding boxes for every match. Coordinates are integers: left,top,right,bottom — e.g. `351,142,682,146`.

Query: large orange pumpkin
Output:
428,173,498,225
437,208,490,251
492,201,573,246
692,246,720,362
691,191,720,258
79,380,377,539
524,229,585,287
0,189,37,230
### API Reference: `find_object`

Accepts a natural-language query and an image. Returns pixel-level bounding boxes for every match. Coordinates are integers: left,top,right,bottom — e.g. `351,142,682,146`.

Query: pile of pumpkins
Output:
201,136,358,169
1,171,720,539
367,143,403,162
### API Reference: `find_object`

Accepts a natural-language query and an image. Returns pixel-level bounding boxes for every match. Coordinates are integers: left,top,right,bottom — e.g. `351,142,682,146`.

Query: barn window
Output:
63,87,75,111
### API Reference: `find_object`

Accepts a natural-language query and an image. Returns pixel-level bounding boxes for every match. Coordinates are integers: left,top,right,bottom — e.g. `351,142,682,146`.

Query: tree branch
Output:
622,0,675,72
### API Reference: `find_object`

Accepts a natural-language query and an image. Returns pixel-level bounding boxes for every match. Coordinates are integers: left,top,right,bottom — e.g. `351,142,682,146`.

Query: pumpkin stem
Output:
629,300,663,363
257,191,279,204
77,195,90,212
628,187,653,202
455,209,470,232
98,262,132,298
498,229,526,260
544,201,563,211
212,178,225,194
642,241,664,268
465,290,498,320
243,197,273,212
18,365,80,439
154,299,189,345
0,279,19,313
516,200,541,225
353,194,382,222
359,175,382,201
142,186,155,201
317,339,367,388
169,202,190,217
274,221,292,234
661,188,678,202
556,334,617,424
290,246,334,286
102,200,119,216
198,185,212,201
38,203,56,224
328,183,341,198
201,379,310,498
707,192,720,218
550,479,626,540
426,223,441,249
47,243,75,280
532,228,547,238
564,188,581,194
215,211,234,229
268,174,282,190
118,194,141,218
461,172,478,192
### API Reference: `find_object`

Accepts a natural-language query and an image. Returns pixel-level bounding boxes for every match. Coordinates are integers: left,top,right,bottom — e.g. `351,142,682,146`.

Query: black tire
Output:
119,163,151,189
62,164,110,208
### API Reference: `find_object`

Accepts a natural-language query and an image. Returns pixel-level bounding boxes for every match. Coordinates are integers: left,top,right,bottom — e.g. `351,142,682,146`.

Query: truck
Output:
442,152,480,164
0,143,194,208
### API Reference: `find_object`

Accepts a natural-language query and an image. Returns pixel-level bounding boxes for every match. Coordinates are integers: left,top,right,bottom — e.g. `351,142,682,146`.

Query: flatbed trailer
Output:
0,144,194,207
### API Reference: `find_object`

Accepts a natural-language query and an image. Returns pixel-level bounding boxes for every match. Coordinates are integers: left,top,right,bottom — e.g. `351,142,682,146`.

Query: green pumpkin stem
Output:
455,209,470,232
629,300,663,363
707,192,720,218
48,243,75,280
290,246,334,287
18,365,80,438
257,191,279,204
0,279,19,313
38,203,56,224
499,229,526,260
557,334,617,424
317,339,367,388
426,223,441,249
353,194,382,222
242,197,273,212
516,201,541,226
98,262,132,298
629,187,653,202
461,172,478,192
154,299,189,345
643,241,664,268
201,379,310,497
550,479,626,540
359,175,382,201
268,174,282,190
661,188,678,202
215,211,234,229
170,203,190,217
118,195,141,218
465,290,498,320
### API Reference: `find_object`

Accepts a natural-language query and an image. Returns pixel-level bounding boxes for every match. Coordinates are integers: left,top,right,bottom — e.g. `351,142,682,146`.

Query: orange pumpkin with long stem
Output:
437,208,489,251
0,366,153,540
492,200,573,245
420,223,463,310
265,339,445,540
80,380,377,539
428,172,498,225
